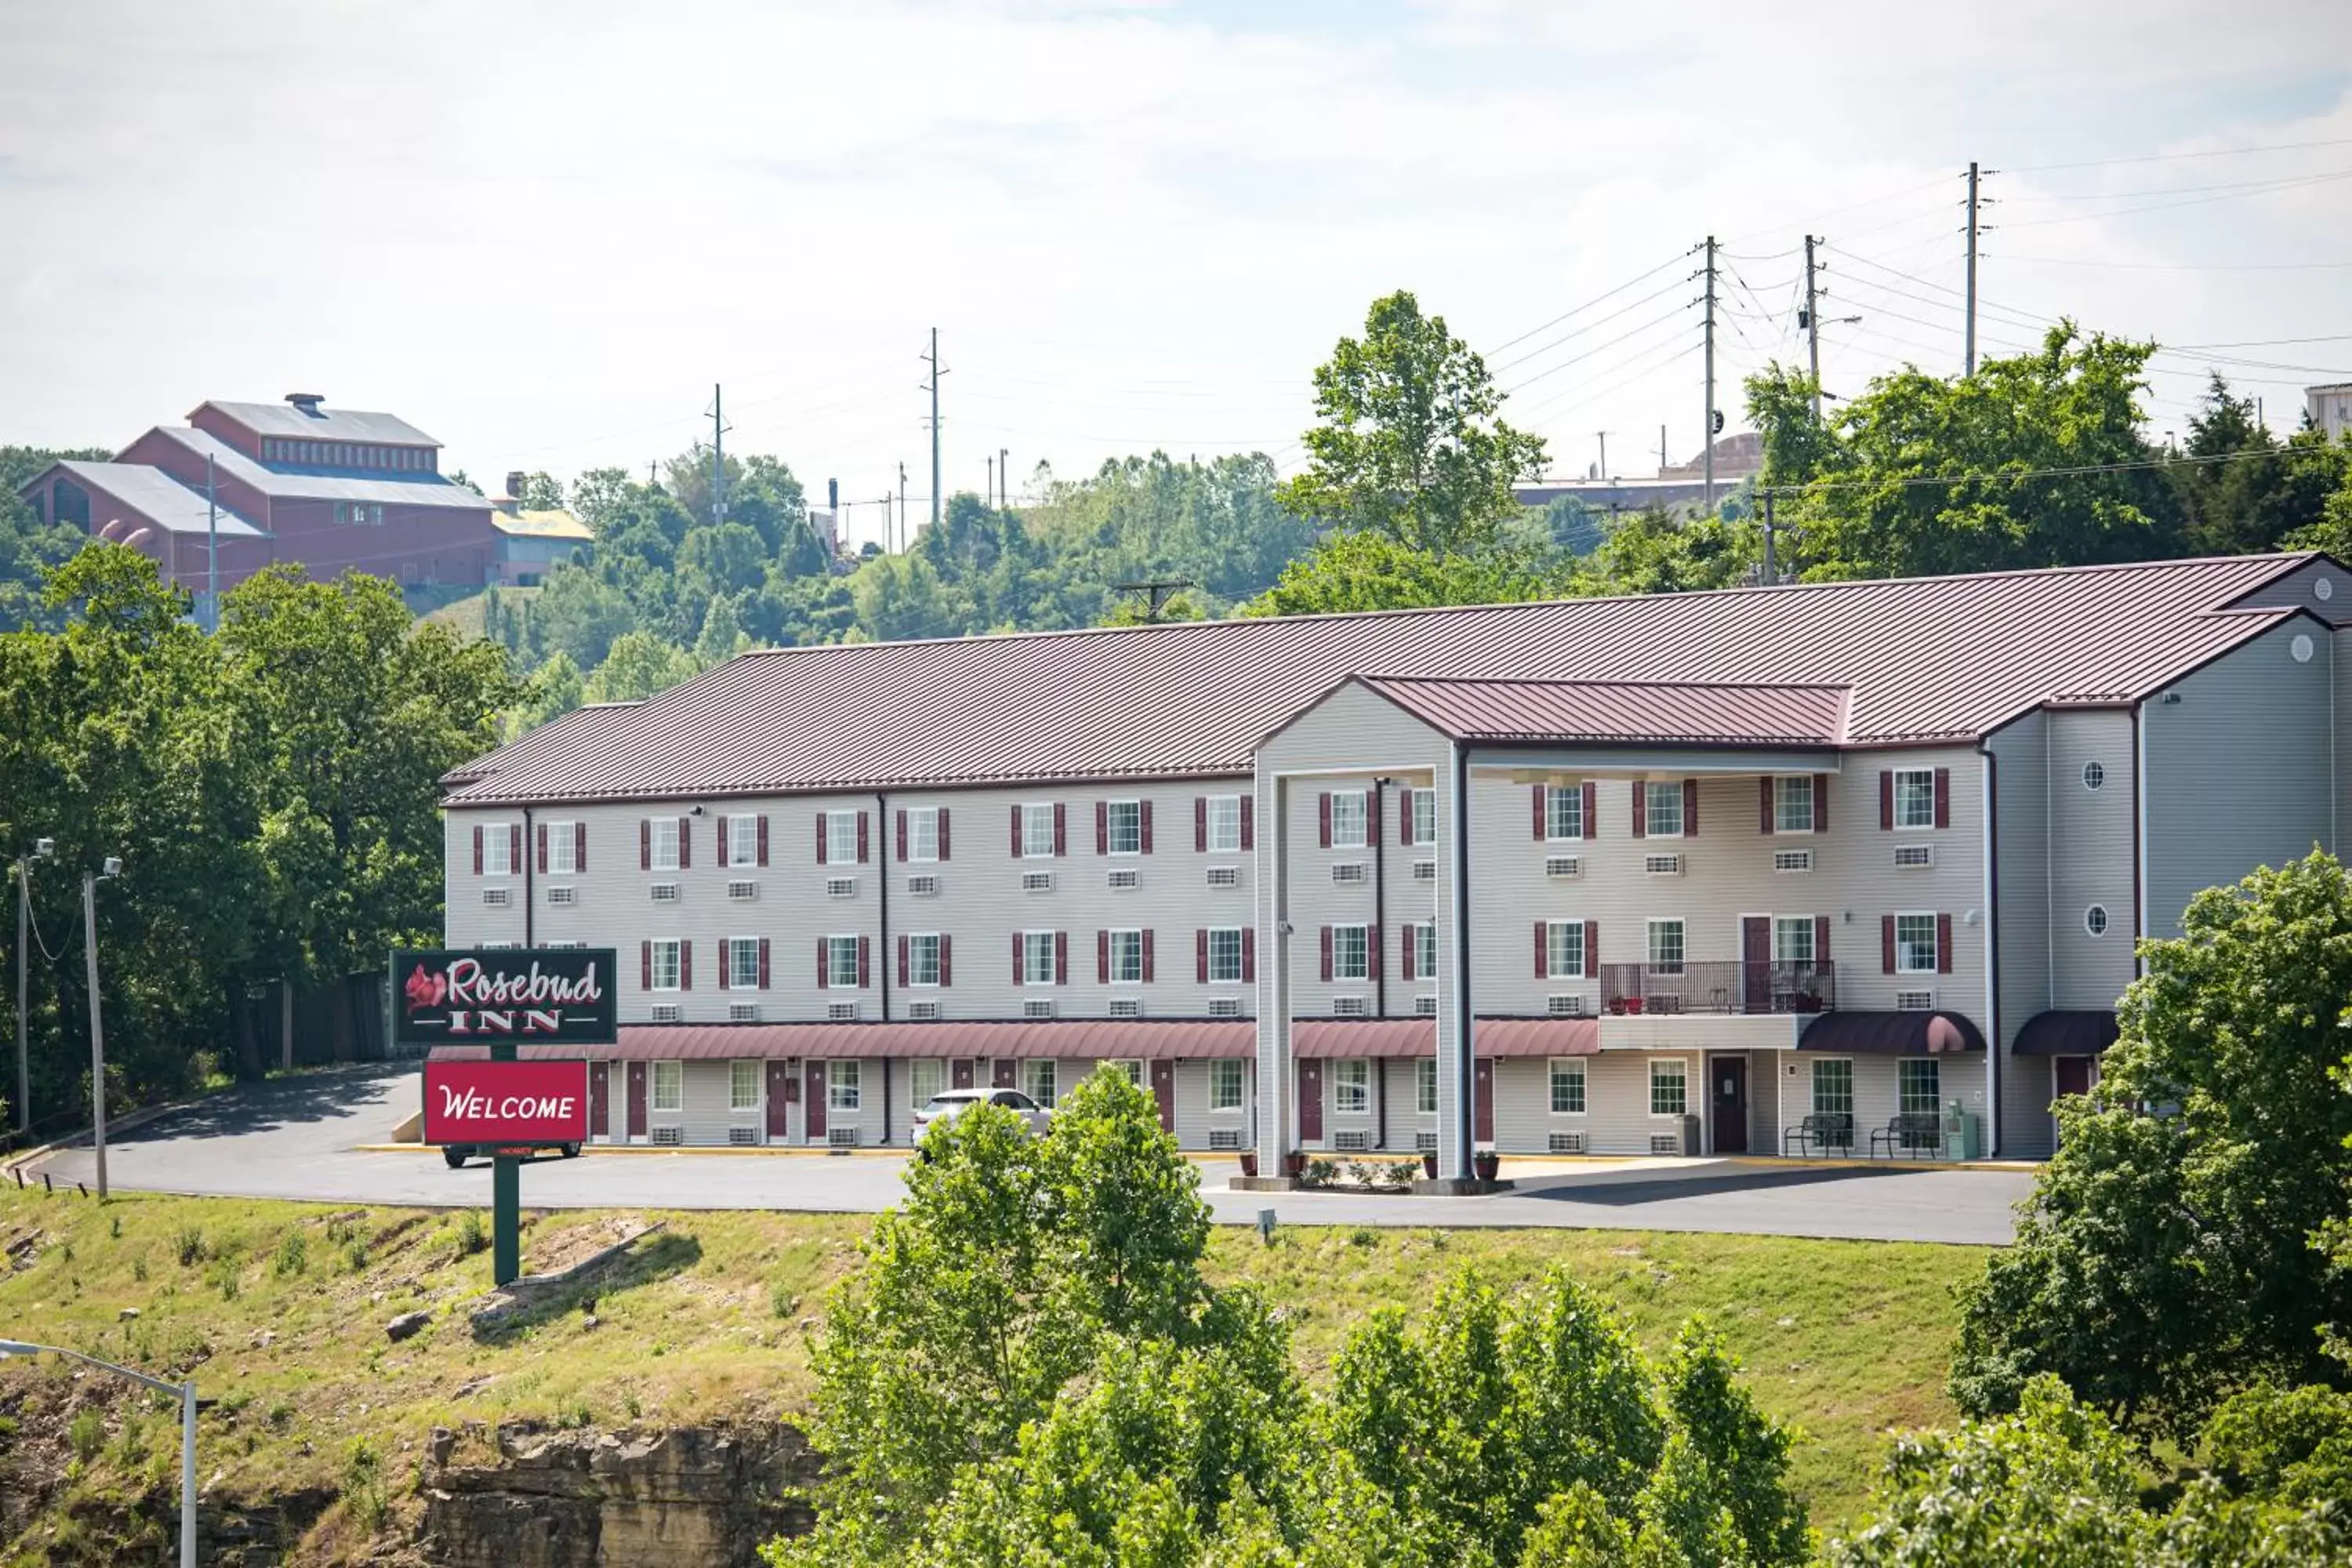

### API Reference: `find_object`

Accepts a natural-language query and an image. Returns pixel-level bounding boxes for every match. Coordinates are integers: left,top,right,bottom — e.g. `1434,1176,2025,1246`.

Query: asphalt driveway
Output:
20,1066,2032,1246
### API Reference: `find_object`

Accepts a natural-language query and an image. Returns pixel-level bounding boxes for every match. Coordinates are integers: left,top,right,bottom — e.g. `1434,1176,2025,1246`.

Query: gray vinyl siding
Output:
2143,618,2335,940
1783,1054,1987,1152
1747,1051,1777,1154
2215,557,2352,627
2048,712,2137,1008
1172,1060,1253,1149
1986,713,2054,1158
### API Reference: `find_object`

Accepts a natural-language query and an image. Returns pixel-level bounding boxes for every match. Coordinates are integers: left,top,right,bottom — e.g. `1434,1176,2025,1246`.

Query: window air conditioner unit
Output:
1650,1133,1680,1156
728,1003,760,1023
826,876,857,898
826,1000,860,1022
1205,866,1240,888
1332,996,1370,1017
827,1125,860,1148
906,999,941,1021
727,879,758,902
1549,1131,1587,1155
907,873,940,896
1022,998,1056,1019
1107,868,1141,891
481,887,510,907
1643,854,1684,877
546,885,578,906
649,882,681,903
1414,993,1438,1017
1773,849,1813,873
1544,855,1582,879
1415,1131,1439,1154
1333,1130,1370,1152
1209,1128,1246,1152
1108,997,1142,1018
651,1126,683,1146
1022,870,1054,892
1207,997,1243,1018
1412,859,1437,883
649,1004,681,1024
728,1126,759,1146
1548,993,1587,1018
1894,844,1935,869
1331,862,1367,885
1896,990,1936,1011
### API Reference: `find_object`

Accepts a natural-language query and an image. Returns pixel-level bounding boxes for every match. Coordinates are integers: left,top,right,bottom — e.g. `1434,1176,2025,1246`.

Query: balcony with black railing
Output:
1598,960,1835,1016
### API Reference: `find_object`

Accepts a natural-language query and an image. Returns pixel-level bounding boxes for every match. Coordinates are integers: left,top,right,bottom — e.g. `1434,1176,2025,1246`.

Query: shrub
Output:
454,1210,486,1258
67,1410,103,1462
343,1439,388,1532
272,1230,307,1279
173,1226,205,1268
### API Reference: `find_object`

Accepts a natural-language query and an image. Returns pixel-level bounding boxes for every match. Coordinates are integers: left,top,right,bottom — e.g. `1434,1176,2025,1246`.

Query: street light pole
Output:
13,839,53,1141
82,857,118,1199
0,1340,196,1566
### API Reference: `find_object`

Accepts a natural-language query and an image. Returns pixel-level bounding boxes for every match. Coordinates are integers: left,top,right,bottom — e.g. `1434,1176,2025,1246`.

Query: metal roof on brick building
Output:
140,427,491,510
443,553,2321,808
194,400,440,447
1350,675,1852,748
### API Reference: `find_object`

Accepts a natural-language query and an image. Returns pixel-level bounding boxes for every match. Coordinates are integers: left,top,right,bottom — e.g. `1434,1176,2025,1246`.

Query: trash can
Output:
1943,1103,1982,1160
1680,1113,1704,1156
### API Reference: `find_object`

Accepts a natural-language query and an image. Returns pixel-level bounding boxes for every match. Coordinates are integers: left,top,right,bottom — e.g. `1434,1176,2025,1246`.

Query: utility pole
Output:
922,328,944,538
1761,488,1778,587
1000,447,1009,509
709,383,728,525
1804,235,1824,424
897,463,908,554
985,455,994,510
82,864,111,1200
1595,431,1610,481
14,843,49,1138
1659,424,1668,475
204,453,219,633
1964,162,1980,376
1702,234,1719,514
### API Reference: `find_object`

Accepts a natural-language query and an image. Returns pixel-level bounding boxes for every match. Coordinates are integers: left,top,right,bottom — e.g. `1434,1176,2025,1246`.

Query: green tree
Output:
1278,290,1548,557
582,630,700,704
517,471,566,510
1245,530,1561,617
532,563,636,670
1588,506,1759,596
2171,375,2347,556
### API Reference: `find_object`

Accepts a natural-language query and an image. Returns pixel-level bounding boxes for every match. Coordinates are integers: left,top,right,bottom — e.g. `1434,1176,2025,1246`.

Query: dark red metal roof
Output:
1353,675,1849,747
424,1015,1598,1062
2011,1010,2120,1057
444,554,2314,807
1795,1010,1986,1055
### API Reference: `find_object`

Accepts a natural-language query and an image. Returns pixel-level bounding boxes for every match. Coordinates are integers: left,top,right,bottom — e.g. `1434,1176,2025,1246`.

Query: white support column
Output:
1254,768,1294,1174
1438,742,1475,1181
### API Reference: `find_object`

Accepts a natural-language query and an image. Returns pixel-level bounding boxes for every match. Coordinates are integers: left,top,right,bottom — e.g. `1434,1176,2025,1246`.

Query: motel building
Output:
438,552,2352,1180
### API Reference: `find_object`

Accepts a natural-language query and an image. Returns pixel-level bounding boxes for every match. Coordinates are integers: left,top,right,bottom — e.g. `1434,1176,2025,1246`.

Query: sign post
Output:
396,949,616,1287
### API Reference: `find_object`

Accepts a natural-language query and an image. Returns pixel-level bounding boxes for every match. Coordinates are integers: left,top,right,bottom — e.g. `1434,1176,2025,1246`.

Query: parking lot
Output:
20,1067,2033,1245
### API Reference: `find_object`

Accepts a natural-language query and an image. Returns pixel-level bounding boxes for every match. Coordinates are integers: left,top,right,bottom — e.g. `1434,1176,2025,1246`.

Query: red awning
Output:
2012,1010,2120,1057
1794,1010,1984,1055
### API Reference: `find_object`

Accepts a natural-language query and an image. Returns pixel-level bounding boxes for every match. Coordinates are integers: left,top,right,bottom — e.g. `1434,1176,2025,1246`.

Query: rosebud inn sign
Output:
393,948,618,1047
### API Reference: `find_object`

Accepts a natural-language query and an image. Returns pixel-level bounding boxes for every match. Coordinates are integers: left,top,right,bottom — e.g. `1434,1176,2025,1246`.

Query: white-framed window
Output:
1022,802,1057,858
1544,785,1585,841
1413,922,1437,978
482,823,514,877
547,821,579,874
1650,1058,1688,1117
729,1060,760,1112
2084,905,2110,937
908,932,942,986
826,935,861,988
650,939,682,992
826,811,860,866
1410,787,1436,846
909,1058,945,1107
1546,920,1585,978
1108,928,1144,985
1773,776,1815,834
1773,916,1815,966
1331,924,1369,982
907,807,942,862
1329,789,1368,849
1893,768,1936,829
1646,918,1686,975
2082,761,2105,793
1022,931,1057,986
649,817,681,872
1812,1058,1853,1120
1644,781,1685,838
1210,1058,1245,1112
1102,1058,1144,1087
1899,1058,1940,1119
726,937,761,989
1416,1057,1438,1116
829,1061,862,1112
1107,800,1143,855
651,1060,682,1112
1206,795,1243,854
1024,1059,1058,1104
1895,913,1938,973
1333,1059,1370,1114
1549,1058,1587,1115
728,815,759,867
1208,927,1245,984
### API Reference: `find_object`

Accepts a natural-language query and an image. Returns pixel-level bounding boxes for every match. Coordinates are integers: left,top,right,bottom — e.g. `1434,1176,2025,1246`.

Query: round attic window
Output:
2082,761,2105,791
2085,905,2110,937
2316,575,2335,601
2292,633,2315,664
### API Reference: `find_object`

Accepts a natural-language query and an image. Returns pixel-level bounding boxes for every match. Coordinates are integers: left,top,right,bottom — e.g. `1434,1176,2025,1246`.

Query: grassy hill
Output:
0,1187,1984,1560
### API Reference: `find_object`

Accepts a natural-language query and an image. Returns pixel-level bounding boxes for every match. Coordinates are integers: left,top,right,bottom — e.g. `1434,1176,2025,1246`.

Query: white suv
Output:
911,1087,1053,1142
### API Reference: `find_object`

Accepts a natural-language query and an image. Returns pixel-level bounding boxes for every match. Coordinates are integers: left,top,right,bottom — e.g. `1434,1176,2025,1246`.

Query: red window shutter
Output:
1882,916,1896,975
1533,784,1547,840
1583,920,1599,978
1142,929,1154,982
639,820,649,870
1098,929,1109,983
1195,797,1207,851
1013,933,1025,985
641,940,651,990
1319,926,1333,982
1683,779,1699,837
1011,804,1022,857
1366,789,1381,847
1053,803,1066,857
1936,913,1954,974
474,826,484,875
1196,929,1209,982
1402,925,1416,981
1933,768,1951,829
1534,920,1548,978
1879,771,1894,831
576,822,589,872
817,938,829,989
1240,795,1254,850
1054,931,1067,986
896,810,908,863
1318,792,1334,848
714,815,728,867
857,811,869,864
1400,793,1414,846
816,812,828,865
857,936,870,989
1367,924,1381,980
1631,782,1646,838
898,935,910,988
1096,800,1109,855
1242,927,1255,982
1814,916,1831,964
1812,775,1829,833
757,938,770,989
1140,800,1153,855
676,818,690,869
719,941,731,990
757,815,768,867
1581,781,1597,838
680,940,692,992
938,935,952,987
938,808,950,862
536,822,549,872
1759,777,1775,836
510,824,523,871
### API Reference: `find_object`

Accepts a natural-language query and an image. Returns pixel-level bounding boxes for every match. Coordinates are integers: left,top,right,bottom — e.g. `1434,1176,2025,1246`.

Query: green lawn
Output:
0,1189,1984,1559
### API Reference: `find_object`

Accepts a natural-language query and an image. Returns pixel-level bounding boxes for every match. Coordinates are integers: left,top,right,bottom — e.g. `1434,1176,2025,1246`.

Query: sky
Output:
4,0,2350,550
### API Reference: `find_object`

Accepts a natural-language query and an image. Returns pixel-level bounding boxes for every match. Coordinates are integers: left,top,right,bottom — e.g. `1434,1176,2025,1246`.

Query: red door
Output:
766,1062,793,1139
1149,1061,1175,1132
1474,1058,1494,1144
1298,1060,1324,1143
590,1063,611,1138
1740,916,1772,1014
952,1058,975,1090
993,1058,1018,1088
806,1062,828,1138
1711,1057,1749,1154
2053,1057,2095,1099
626,1062,648,1139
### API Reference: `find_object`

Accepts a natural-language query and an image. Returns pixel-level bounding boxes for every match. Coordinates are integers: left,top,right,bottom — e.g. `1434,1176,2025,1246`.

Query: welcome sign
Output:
423,1058,591,1145
393,948,618,1047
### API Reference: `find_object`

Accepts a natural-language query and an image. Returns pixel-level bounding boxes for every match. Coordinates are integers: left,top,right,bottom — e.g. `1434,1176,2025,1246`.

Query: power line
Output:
1764,441,2350,497
2005,135,2352,173
1990,253,2352,272
1489,274,1696,376
1483,249,1699,356
1998,167,2352,229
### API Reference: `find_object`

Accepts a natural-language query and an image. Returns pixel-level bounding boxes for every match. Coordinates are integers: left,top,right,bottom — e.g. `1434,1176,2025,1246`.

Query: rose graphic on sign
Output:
405,963,448,1013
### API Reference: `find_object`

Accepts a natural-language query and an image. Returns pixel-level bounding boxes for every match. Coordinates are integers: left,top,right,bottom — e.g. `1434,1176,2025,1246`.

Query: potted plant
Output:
1282,1150,1306,1179
1607,996,1628,1016
1473,1149,1500,1182
1239,1149,1259,1178
1624,996,1646,1015
1421,1151,1438,1179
